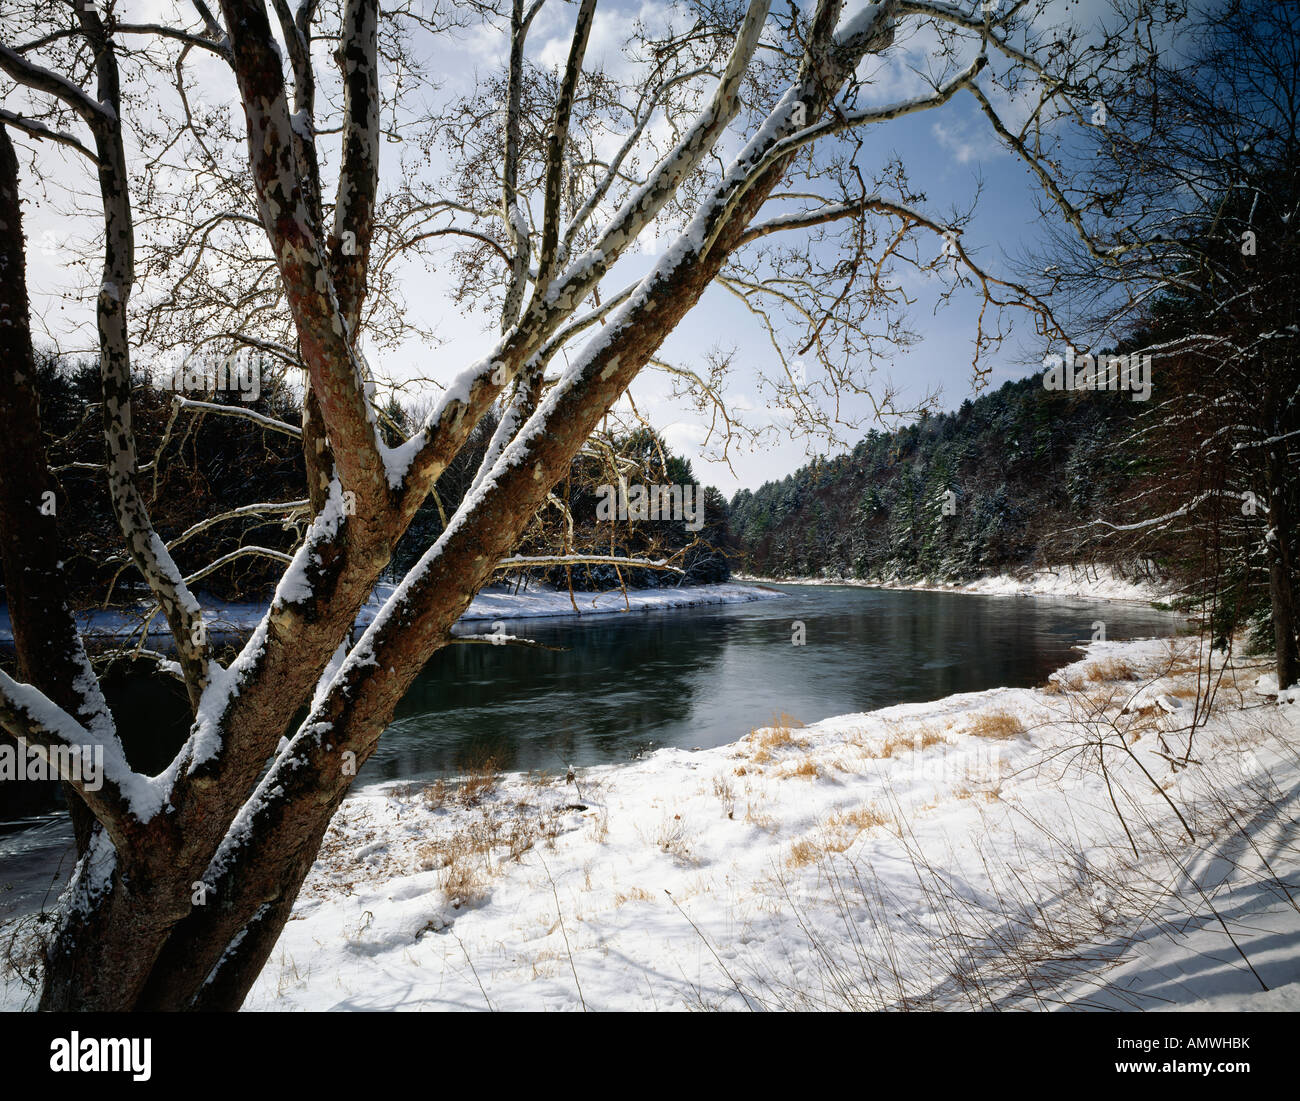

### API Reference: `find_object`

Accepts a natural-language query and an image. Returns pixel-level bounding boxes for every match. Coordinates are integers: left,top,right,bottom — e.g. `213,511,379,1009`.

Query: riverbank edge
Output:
0,581,785,644
735,564,1172,607
212,627,1299,1013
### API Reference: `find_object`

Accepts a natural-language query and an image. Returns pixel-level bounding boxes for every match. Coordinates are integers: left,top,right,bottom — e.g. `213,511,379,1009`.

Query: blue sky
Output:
378,0,1115,496
9,0,1134,496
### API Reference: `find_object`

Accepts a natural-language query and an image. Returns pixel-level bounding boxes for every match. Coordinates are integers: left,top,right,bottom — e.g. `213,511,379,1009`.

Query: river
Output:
0,583,1182,921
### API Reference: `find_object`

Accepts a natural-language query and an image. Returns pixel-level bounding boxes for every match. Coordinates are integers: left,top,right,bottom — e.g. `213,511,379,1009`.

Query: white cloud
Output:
931,119,980,165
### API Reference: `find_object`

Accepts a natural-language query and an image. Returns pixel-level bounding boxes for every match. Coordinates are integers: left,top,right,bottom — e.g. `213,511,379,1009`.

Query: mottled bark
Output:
133,0,890,1012
0,0,974,1014
330,0,379,333
71,0,214,709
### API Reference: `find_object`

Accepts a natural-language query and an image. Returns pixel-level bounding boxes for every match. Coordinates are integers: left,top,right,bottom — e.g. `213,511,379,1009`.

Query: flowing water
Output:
369,583,1180,780
0,583,1181,921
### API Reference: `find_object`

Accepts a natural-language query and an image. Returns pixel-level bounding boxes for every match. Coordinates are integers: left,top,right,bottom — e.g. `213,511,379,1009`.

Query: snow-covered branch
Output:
0,41,113,125
172,397,303,438
495,554,685,573
0,108,98,161
0,670,142,843
182,545,296,586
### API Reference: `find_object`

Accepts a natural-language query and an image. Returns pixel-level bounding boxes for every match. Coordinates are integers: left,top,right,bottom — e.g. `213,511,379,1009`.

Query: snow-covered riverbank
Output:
215,634,1298,1012
737,565,1170,606
0,581,783,643
453,580,783,622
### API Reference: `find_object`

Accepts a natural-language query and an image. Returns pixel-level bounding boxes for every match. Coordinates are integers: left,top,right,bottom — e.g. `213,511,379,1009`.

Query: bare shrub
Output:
653,814,695,862
456,754,500,808
712,774,736,818
422,778,448,810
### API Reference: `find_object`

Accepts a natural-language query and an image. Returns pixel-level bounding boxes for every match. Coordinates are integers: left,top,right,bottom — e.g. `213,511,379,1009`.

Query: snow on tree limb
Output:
219,0,390,513
173,397,304,437
0,108,98,161
495,554,686,573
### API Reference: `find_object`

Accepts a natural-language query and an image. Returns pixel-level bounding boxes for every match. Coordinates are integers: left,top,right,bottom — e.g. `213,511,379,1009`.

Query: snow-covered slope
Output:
739,565,1170,605
219,636,1298,1012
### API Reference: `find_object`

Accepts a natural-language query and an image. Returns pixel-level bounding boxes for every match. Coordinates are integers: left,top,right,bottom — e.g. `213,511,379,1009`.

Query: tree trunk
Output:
0,0,907,1011
1265,442,1299,689
0,124,98,851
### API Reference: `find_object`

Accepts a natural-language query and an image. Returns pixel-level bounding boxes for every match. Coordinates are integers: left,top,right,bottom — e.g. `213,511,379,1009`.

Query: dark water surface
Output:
365,583,1181,783
0,583,1181,921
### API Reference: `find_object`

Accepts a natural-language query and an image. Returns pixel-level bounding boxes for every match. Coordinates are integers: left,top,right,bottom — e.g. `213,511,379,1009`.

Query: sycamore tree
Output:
0,0,1163,1010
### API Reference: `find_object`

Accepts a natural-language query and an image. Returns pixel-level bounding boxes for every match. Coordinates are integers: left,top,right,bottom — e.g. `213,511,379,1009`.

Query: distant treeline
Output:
0,354,732,613
729,373,1154,583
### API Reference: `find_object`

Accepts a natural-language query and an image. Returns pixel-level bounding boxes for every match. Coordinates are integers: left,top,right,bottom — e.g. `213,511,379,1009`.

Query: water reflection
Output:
362,584,1181,783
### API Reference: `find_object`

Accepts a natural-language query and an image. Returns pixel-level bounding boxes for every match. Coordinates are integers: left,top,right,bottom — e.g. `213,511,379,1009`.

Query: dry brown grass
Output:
853,721,948,761
415,803,562,907
1085,657,1138,682
420,756,501,811
590,807,610,844
758,723,805,749
953,783,1002,803
784,758,820,780
1077,685,1126,716
457,756,500,807
439,858,486,909
787,838,821,868
826,805,894,840
746,713,809,758
712,774,737,817
967,710,1026,740
877,724,947,759
1056,669,1089,693
786,805,896,868
614,887,654,906
744,802,779,832
1161,638,1205,676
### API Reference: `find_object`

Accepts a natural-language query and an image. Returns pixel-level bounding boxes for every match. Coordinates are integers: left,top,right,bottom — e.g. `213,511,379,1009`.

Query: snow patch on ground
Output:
0,583,782,643
453,581,782,622
223,636,1299,1012
739,565,1170,605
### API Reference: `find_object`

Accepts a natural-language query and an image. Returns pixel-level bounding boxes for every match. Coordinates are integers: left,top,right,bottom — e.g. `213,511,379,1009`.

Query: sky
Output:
6,0,1152,498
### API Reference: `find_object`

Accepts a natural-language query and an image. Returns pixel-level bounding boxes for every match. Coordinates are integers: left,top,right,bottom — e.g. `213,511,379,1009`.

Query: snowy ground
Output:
0,581,781,643
738,565,1169,605
212,635,1296,1012
4,580,1294,1013
451,580,782,622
